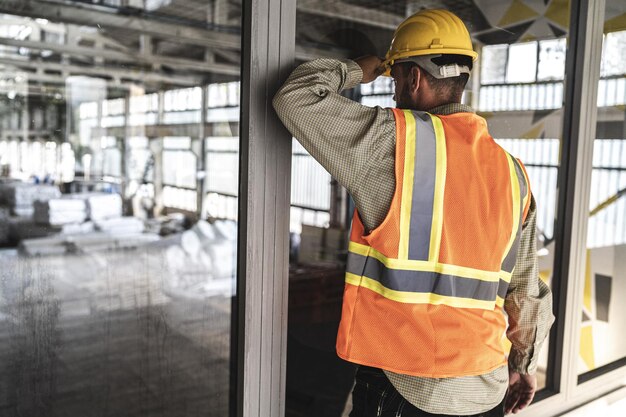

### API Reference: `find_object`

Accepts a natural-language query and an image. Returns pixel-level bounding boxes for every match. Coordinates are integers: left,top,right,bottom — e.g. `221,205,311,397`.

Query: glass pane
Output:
0,1,241,415
601,31,626,78
538,39,566,81
481,44,508,84
578,2,626,377
285,1,569,415
506,42,538,83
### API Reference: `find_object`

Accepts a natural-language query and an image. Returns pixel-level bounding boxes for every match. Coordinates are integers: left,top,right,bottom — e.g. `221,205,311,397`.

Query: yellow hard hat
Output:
382,9,477,77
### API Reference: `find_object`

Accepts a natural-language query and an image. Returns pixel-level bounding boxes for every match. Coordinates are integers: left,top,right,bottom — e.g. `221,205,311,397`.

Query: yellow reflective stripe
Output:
398,110,416,260
345,272,497,309
348,241,511,283
501,154,521,280
496,296,505,308
345,272,362,286
348,241,370,257
519,161,530,218
429,115,447,263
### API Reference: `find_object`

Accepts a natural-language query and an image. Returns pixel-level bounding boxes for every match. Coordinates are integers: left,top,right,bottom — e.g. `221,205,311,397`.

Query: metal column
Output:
237,0,296,415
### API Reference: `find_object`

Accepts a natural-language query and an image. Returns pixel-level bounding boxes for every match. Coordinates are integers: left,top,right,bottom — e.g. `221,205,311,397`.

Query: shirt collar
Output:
427,103,475,116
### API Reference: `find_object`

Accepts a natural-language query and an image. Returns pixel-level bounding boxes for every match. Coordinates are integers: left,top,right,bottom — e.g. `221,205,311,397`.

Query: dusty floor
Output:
0,248,231,417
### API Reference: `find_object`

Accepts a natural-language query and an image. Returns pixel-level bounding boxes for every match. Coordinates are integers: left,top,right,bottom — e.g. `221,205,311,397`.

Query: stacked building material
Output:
66,232,159,253
204,241,236,280
298,225,325,263
298,225,347,264
94,217,144,235
18,236,68,256
28,192,123,225
28,192,123,232
8,217,60,242
163,219,237,299
0,183,61,216
61,221,95,235
33,198,87,225
83,193,123,221
147,213,187,236
19,231,160,256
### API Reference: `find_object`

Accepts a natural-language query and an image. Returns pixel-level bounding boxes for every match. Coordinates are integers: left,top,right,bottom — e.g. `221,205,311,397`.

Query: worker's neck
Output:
413,91,462,112
427,100,462,111
423,94,462,109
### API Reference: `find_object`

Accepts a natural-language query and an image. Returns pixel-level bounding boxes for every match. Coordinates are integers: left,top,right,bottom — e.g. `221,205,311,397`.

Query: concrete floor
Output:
0,247,231,417
0,246,549,417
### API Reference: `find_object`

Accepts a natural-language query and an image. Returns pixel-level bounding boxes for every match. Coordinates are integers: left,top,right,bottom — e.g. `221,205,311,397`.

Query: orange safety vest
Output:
336,109,531,378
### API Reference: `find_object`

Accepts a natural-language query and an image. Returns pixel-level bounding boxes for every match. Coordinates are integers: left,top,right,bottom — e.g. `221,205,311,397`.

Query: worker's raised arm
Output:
272,58,396,229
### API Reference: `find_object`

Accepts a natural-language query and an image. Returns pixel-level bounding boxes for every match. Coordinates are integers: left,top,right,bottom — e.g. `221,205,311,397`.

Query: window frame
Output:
238,0,626,415
237,0,296,416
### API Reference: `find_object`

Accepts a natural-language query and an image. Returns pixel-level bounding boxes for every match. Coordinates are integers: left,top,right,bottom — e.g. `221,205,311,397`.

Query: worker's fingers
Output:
511,389,535,414
505,372,537,414
374,62,385,76
354,56,385,83
505,388,521,414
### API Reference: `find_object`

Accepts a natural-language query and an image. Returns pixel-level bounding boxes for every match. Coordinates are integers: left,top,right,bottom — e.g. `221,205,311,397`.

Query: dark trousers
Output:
350,366,505,417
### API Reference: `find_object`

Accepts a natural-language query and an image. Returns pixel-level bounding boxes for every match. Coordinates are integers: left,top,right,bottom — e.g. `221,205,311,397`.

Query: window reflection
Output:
0,2,240,415
481,45,508,84
287,2,571,413
507,42,538,83
538,39,566,81
579,5,626,377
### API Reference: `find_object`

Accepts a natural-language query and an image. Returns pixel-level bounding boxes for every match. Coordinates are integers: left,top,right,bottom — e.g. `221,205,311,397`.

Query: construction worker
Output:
273,9,554,417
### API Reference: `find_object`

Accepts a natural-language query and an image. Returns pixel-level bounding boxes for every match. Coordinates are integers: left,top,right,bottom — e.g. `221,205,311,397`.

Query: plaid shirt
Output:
273,58,554,415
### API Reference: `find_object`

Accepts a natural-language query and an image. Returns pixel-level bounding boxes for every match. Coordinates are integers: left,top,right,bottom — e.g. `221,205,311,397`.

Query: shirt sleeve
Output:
505,195,555,374
272,58,397,231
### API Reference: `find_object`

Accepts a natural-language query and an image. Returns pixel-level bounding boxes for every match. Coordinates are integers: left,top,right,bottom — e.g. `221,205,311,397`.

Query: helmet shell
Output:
383,9,477,76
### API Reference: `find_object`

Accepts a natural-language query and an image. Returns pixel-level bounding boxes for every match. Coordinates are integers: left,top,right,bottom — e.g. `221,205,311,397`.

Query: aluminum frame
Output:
237,0,296,416
235,0,626,415
560,0,606,396
511,0,626,414
565,0,626,405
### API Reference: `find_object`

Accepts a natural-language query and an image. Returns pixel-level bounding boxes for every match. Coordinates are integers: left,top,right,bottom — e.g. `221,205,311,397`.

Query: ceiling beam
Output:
0,36,240,75
0,71,138,91
1,71,130,88
0,57,202,86
297,0,402,31
0,0,347,60
91,122,239,138
0,0,241,49
212,49,241,64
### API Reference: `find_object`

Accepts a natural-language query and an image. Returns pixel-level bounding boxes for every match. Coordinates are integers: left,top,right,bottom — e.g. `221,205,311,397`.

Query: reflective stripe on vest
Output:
398,111,446,262
496,155,530,302
345,110,528,310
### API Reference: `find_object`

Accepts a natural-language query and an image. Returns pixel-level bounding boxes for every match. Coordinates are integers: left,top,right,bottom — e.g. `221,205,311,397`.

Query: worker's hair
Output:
402,54,473,101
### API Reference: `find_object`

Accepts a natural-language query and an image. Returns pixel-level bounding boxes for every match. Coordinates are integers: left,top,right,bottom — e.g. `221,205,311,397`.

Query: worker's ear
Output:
409,65,421,94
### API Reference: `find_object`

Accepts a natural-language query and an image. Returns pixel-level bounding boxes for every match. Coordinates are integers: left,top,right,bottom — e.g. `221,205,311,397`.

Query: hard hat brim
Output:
382,48,478,77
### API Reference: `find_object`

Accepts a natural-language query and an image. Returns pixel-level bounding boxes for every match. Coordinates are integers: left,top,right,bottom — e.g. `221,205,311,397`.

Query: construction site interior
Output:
0,1,625,416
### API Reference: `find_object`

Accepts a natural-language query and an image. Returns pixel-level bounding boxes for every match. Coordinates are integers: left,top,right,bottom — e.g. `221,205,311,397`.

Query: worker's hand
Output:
354,56,385,84
505,370,537,414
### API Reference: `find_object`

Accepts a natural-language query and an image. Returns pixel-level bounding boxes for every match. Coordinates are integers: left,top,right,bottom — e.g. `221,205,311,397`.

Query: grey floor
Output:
0,247,231,417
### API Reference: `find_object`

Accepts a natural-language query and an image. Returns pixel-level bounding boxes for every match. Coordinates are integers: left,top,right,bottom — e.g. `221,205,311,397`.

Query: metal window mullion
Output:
237,0,296,416
563,0,606,400
198,85,208,217
535,40,540,82
554,0,606,401
511,1,606,415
